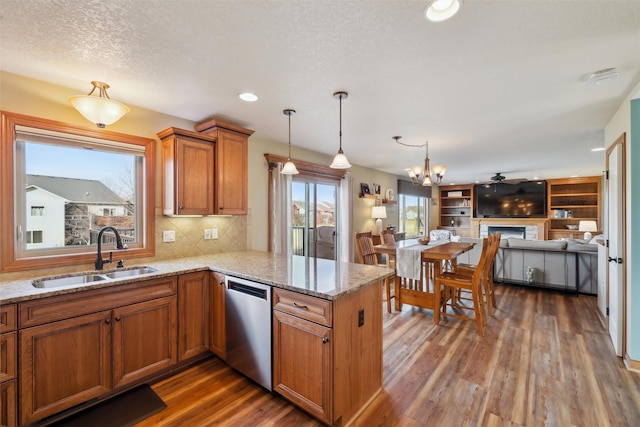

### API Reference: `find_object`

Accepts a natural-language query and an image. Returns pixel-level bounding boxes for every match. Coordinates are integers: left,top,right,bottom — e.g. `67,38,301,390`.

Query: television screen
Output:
475,181,547,218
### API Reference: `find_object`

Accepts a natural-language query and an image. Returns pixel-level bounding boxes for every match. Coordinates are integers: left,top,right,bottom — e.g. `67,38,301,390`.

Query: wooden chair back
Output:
355,232,379,265
381,229,396,244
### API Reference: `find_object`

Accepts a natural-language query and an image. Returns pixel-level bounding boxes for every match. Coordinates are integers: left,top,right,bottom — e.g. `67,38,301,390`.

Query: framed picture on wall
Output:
360,183,371,197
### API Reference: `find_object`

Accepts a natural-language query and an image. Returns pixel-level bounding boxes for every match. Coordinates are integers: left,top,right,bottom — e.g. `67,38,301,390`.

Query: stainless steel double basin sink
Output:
32,266,158,288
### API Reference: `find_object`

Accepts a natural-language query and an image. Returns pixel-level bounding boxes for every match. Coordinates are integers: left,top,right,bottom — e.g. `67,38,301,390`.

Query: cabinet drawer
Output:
0,305,16,333
0,332,16,382
19,276,177,328
273,288,332,327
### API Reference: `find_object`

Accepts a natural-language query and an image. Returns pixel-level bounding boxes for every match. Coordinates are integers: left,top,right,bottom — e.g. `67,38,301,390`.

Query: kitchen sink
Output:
104,266,157,279
32,266,158,288
33,273,108,288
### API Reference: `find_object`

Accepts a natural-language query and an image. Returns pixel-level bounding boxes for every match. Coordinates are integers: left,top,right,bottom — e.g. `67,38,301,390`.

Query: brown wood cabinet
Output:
158,127,216,216
209,271,226,359
1,381,16,427
547,176,602,240
0,304,17,427
272,284,383,426
195,119,254,215
438,184,473,237
112,297,177,388
178,271,210,361
18,277,178,425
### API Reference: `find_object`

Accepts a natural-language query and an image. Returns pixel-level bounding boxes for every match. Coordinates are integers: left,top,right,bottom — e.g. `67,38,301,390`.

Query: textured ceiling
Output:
2,0,639,184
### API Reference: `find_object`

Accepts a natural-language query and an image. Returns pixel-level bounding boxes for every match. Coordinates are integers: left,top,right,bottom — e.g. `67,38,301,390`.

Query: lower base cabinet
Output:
209,272,226,359
18,277,178,425
178,271,210,361
272,283,383,426
273,310,333,422
1,380,16,427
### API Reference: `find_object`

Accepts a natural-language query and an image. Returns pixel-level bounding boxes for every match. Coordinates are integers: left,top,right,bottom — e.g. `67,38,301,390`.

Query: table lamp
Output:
371,206,387,236
578,220,597,240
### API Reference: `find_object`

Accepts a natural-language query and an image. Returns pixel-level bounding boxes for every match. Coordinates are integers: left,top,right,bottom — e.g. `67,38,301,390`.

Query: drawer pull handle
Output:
293,302,308,310
105,319,111,324
322,337,329,344
115,316,121,321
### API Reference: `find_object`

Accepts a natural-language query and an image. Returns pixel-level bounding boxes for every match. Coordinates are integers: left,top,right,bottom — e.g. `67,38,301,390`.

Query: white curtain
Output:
268,162,292,254
338,172,354,262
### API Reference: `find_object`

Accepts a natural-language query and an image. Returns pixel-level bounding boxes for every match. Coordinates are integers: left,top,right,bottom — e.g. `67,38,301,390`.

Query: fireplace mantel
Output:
470,218,548,240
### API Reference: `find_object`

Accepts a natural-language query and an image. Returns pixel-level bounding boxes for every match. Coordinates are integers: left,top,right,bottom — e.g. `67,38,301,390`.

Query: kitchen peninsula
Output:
1,251,393,426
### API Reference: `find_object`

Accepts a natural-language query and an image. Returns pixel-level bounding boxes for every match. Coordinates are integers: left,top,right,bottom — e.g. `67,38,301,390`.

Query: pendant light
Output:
330,91,352,169
68,81,130,128
281,109,299,175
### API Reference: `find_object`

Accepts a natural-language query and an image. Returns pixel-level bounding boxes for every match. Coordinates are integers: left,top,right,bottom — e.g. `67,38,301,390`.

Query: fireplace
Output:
488,226,525,239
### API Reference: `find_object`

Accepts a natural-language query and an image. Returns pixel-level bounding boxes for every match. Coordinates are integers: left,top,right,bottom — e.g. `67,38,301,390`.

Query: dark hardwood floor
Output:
137,284,640,426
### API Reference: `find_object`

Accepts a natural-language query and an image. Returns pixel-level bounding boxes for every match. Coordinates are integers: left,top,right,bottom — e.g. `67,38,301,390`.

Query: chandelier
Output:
394,136,446,186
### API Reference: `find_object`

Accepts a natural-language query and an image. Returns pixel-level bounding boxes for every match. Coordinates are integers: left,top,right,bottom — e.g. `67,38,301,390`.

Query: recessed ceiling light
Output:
425,0,462,22
591,147,605,152
588,68,621,85
239,92,258,102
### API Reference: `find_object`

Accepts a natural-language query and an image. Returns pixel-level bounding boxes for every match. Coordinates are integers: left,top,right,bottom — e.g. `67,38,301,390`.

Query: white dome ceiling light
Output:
588,68,621,85
68,81,130,128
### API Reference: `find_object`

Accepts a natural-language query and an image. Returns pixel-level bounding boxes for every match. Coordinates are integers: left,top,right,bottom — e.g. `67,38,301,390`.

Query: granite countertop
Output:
0,251,395,304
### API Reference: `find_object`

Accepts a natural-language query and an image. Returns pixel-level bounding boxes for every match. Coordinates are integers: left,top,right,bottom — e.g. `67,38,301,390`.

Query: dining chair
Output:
455,232,501,315
434,237,492,336
355,232,395,312
380,230,397,267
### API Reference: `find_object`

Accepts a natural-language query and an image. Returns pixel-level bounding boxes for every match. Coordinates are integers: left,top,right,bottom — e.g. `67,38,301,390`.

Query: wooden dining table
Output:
373,240,475,320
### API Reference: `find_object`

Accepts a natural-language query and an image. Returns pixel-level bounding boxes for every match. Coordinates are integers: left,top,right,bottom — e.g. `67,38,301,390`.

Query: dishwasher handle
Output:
228,280,268,300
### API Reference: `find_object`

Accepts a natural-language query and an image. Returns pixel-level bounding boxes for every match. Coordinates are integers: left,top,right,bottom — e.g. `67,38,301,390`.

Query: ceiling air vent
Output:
588,68,621,85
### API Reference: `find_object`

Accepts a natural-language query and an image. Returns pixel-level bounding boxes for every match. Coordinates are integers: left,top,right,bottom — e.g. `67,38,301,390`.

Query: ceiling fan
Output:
483,172,528,191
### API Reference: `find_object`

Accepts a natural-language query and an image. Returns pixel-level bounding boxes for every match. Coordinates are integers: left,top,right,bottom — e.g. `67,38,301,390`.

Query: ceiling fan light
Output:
425,0,461,22
68,81,129,128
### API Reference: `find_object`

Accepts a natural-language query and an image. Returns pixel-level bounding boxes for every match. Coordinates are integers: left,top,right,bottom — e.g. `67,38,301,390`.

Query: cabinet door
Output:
178,272,210,361
1,380,16,427
112,297,177,388
175,137,215,215
216,130,248,214
0,332,16,383
19,311,112,425
209,272,226,359
273,310,332,423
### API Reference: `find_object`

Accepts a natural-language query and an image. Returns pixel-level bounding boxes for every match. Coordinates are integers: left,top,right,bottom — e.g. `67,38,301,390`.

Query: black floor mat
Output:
47,384,166,427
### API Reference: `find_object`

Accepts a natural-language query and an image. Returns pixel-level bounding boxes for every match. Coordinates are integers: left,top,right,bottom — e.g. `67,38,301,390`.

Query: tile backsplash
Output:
1,215,247,282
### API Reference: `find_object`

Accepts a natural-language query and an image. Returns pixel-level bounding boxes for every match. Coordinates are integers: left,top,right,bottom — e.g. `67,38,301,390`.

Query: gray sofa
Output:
455,237,598,294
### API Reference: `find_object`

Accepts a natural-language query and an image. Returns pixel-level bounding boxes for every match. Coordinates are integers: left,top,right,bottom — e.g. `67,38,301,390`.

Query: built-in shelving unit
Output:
547,176,601,240
438,185,473,237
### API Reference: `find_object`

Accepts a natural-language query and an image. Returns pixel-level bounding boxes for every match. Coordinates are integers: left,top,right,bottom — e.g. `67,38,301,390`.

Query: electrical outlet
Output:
212,228,218,239
204,229,212,240
162,230,175,242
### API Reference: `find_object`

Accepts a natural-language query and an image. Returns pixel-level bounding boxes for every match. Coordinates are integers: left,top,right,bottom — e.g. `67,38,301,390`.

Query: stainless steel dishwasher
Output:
225,276,272,391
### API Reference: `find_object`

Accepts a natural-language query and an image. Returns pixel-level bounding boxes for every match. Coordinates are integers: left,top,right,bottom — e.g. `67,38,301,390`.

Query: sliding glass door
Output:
291,179,337,260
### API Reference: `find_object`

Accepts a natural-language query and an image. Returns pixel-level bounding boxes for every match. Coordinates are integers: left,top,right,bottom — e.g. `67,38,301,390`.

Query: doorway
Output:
606,133,626,357
291,179,338,260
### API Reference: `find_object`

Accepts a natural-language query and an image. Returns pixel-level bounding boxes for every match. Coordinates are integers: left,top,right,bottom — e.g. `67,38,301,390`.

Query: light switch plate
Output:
163,230,176,242
212,228,218,239
204,229,212,240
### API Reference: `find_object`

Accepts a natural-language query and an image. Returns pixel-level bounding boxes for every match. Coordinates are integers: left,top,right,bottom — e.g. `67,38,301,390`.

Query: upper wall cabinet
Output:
158,127,216,216
195,119,254,215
